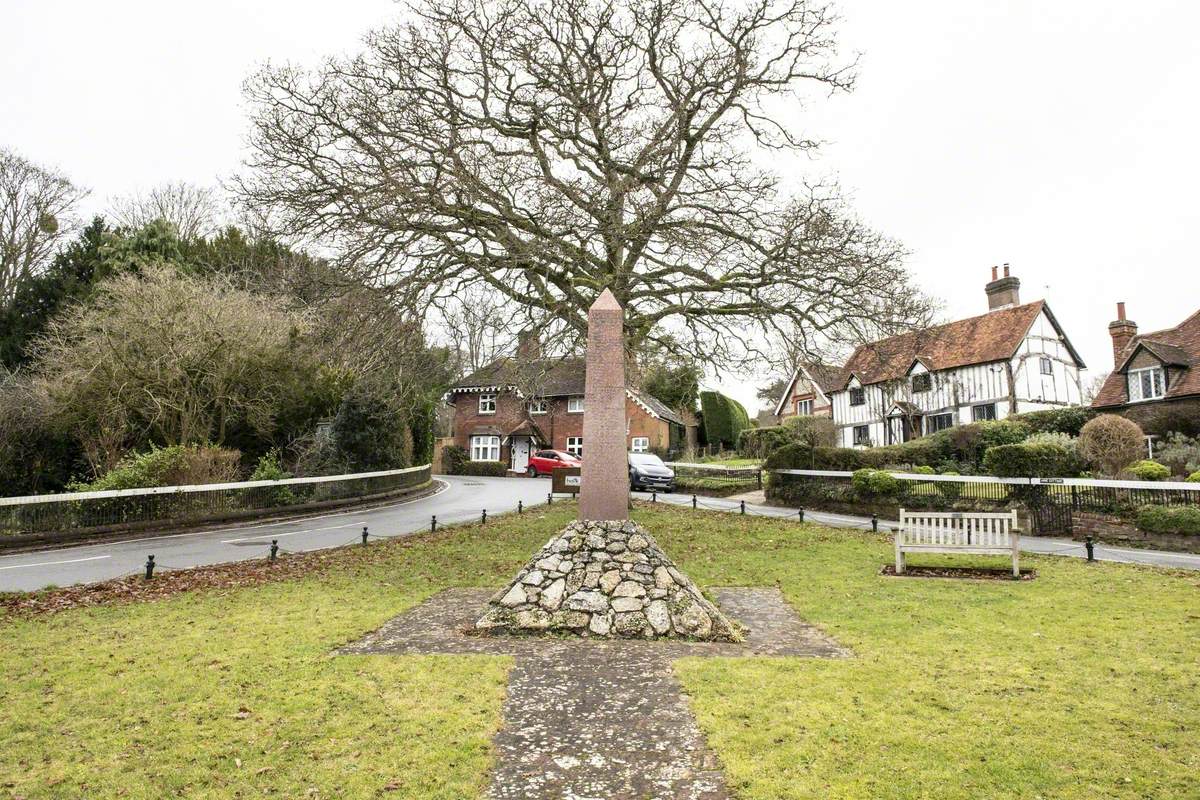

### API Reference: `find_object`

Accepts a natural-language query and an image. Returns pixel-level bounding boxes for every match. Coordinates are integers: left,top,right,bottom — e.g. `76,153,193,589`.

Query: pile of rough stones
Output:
474,519,740,641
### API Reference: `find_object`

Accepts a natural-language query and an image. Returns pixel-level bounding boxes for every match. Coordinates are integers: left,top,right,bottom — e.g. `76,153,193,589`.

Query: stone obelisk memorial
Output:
475,289,737,640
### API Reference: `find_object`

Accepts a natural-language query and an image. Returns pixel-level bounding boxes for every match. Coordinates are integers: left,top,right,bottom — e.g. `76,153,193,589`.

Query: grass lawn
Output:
3,504,1198,798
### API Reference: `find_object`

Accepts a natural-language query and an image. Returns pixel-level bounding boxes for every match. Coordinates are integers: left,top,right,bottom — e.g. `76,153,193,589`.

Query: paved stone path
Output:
342,587,849,799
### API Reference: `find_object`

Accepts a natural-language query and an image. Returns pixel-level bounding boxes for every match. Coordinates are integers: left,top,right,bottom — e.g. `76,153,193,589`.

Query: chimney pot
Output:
991,265,998,281
1003,263,1010,278
1108,302,1137,368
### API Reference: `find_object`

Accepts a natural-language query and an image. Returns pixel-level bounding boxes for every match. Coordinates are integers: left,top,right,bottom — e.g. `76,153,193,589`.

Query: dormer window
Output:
911,373,932,393
1128,367,1165,402
849,387,866,406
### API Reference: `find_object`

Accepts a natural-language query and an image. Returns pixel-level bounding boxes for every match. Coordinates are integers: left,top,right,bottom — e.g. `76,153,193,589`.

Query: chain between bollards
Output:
269,539,279,562
144,554,155,580
1085,535,1095,562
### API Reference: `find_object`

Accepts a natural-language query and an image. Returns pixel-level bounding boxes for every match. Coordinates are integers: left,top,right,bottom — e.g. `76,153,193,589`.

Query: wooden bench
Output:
895,509,1021,577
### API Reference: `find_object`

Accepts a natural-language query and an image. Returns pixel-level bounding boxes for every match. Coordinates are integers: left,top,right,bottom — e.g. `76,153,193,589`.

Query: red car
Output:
527,449,581,477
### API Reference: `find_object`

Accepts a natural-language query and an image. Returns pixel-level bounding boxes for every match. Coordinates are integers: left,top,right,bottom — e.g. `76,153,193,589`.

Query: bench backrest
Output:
898,509,1017,547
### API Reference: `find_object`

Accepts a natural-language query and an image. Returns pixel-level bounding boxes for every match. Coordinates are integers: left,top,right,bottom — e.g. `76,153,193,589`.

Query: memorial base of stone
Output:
473,519,741,641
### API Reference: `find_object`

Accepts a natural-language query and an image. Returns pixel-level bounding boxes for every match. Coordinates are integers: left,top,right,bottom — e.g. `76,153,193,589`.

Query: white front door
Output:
511,437,531,472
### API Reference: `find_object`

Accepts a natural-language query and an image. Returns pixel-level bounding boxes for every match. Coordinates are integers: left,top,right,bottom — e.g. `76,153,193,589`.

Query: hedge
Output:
442,445,469,475
700,390,751,448
981,442,1079,478
1136,505,1200,535
1017,407,1094,437
736,425,793,459
457,460,509,477
764,443,888,472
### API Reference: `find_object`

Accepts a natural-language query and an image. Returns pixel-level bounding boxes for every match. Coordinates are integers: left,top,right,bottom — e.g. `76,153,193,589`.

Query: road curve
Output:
0,475,552,593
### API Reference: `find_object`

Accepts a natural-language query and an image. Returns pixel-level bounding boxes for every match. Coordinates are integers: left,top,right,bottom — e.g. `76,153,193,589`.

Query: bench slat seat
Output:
895,509,1020,576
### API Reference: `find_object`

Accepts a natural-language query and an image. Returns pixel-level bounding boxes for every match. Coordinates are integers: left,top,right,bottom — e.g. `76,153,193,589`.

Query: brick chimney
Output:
1108,302,1137,368
985,263,1021,311
516,329,542,361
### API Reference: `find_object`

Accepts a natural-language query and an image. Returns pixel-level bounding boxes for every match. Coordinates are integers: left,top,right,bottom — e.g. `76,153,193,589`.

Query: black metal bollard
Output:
652,491,657,503
362,526,369,546
871,514,879,533
144,555,155,580
482,509,487,524
269,539,279,562
431,514,437,532
1085,536,1095,562
740,500,746,515
798,508,805,522
518,500,523,514
692,494,697,509
548,492,553,505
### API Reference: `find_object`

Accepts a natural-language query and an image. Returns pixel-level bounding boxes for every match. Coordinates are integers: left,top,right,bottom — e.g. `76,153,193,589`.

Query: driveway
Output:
0,475,552,593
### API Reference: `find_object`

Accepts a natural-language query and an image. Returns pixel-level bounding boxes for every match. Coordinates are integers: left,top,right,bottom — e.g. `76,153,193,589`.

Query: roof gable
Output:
772,361,842,416
1093,307,1200,407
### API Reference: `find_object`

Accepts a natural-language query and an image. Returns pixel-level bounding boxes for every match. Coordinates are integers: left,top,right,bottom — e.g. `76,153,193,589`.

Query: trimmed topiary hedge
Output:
700,390,751,448
982,442,1078,478
1018,407,1095,437
458,460,509,477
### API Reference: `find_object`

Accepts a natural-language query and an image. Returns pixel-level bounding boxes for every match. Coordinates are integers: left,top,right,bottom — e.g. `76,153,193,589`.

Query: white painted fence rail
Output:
896,509,1020,576
770,468,1200,492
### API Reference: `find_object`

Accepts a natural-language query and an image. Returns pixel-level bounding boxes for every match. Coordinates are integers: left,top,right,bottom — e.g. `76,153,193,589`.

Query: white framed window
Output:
849,387,866,406
971,403,997,422
852,425,870,446
567,396,585,413
927,413,955,432
631,436,650,453
566,436,583,456
478,393,497,414
911,373,932,393
527,399,548,415
1039,357,1053,375
1128,367,1165,402
469,435,500,461
795,398,813,416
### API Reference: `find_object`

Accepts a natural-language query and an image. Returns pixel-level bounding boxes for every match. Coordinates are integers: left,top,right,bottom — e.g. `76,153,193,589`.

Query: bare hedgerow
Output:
1078,414,1145,477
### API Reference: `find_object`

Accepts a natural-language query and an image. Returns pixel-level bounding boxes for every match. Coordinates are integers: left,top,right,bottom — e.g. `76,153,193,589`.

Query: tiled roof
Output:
1093,308,1200,408
802,363,843,394
452,356,684,424
834,301,1076,387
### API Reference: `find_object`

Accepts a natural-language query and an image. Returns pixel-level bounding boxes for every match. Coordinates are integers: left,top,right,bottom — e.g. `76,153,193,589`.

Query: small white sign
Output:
565,475,581,487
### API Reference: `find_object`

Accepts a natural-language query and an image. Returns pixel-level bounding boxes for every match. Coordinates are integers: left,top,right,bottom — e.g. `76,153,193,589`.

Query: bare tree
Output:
0,149,84,307
237,0,932,368
109,181,222,240
430,286,520,374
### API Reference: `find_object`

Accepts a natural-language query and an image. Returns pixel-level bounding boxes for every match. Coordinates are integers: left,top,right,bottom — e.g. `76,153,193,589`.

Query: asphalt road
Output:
4,477,1197,592
0,475,552,593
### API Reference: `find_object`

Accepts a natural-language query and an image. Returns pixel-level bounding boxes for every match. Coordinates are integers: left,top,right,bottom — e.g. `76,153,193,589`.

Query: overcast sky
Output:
5,1,1199,415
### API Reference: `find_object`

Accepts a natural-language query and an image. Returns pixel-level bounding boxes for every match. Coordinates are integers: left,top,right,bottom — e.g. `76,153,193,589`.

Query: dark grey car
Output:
628,453,675,492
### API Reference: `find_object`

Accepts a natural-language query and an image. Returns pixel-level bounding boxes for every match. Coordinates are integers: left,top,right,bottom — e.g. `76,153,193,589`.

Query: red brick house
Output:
445,355,685,473
773,362,841,421
1092,302,1200,429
